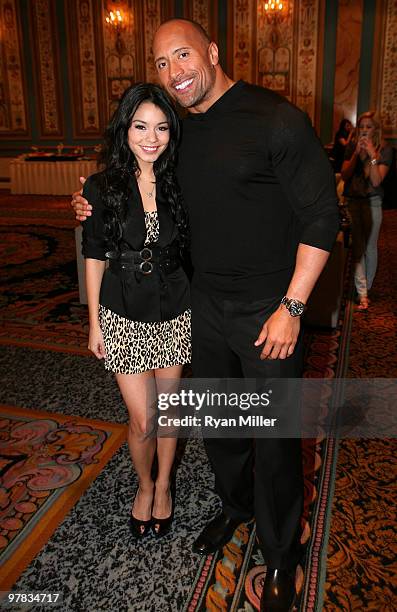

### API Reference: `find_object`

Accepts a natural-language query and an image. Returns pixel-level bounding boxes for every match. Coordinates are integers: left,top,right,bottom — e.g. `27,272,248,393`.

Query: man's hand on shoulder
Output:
71,176,92,221
254,306,300,360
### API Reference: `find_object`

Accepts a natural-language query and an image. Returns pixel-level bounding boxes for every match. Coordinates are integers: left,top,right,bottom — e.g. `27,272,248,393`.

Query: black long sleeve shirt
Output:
177,80,340,300
81,173,190,322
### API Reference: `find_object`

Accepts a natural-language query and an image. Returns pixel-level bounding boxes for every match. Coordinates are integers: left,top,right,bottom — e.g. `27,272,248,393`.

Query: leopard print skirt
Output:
99,306,191,375
98,211,191,375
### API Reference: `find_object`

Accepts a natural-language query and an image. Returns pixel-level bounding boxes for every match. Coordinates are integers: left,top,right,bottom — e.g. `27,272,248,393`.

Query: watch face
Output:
281,297,305,316
289,300,304,316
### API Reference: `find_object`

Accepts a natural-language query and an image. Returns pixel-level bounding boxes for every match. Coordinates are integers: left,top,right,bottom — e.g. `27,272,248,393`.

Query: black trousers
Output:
191,285,304,570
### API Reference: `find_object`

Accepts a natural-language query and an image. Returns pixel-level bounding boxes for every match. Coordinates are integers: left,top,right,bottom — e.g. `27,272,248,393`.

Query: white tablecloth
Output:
10,159,98,195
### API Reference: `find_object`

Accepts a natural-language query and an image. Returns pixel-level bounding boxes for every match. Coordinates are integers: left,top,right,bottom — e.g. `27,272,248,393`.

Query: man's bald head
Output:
155,18,211,48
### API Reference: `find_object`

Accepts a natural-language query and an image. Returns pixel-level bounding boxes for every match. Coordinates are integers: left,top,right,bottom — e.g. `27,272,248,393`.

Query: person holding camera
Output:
341,111,392,310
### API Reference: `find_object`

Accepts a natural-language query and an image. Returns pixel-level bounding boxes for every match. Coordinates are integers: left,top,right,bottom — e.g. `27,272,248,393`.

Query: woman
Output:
341,111,392,310
82,83,191,538
332,118,353,173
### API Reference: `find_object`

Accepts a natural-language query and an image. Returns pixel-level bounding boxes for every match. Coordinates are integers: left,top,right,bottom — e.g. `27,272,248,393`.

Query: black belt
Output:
106,243,180,276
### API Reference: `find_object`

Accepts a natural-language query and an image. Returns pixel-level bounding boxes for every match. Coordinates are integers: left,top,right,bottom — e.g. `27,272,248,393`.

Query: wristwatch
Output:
369,157,378,166
281,296,306,317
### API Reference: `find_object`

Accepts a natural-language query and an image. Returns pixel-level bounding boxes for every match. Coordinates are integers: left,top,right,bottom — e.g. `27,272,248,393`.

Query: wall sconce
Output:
105,8,126,55
265,2,284,10
258,0,289,24
105,9,123,27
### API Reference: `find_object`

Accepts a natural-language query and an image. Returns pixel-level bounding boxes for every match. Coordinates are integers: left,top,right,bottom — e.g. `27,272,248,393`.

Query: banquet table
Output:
10,158,98,195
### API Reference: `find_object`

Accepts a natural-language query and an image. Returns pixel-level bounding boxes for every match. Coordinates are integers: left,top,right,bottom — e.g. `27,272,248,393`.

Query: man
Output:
72,19,339,611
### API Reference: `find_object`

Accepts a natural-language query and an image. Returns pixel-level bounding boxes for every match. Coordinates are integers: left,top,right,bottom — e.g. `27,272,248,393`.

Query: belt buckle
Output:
139,260,153,275
139,247,153,274
140,247,152,261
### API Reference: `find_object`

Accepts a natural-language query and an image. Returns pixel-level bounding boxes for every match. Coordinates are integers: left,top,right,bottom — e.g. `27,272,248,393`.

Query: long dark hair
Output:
335,118,352,139
99,83,188,251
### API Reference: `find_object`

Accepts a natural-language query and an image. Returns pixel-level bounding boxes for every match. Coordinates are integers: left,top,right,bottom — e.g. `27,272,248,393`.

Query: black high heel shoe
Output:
152,481,175,539
129,515,152,539
129,488,153,539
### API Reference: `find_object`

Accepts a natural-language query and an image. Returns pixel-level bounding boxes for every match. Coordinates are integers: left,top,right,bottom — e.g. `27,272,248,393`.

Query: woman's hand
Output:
354,137,363,155
358,136,377,159
88,324,106,359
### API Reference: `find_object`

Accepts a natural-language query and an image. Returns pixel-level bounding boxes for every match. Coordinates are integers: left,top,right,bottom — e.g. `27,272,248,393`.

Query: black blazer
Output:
82,172,190,322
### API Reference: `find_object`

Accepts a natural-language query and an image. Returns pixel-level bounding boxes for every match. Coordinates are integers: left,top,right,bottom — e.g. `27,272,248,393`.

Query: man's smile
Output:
174,78,194,92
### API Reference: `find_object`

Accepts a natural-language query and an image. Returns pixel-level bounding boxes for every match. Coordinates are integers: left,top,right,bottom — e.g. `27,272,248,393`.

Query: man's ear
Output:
208,42,219,66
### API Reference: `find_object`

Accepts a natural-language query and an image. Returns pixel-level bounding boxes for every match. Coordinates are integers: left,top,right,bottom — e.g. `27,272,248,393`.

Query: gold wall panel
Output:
66,0,103,138
140,0,163,82
229,0,256,82
102,1,139,119
184,0,218,41
333,0,363,133
372,0,397,138
0,0,29,137
228,1,322,125
294,0,322,125
30,0,64,137
256,2,294,97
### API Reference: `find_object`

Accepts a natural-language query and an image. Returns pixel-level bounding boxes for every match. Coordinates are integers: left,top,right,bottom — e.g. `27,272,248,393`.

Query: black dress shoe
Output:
192,512,246,555
260,567,297,611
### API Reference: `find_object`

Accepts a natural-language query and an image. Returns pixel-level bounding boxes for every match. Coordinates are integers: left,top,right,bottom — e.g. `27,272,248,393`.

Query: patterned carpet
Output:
0,193,87,354
0,346,218,612
0,404,127,591
0,193,76,226
323,210,397,611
